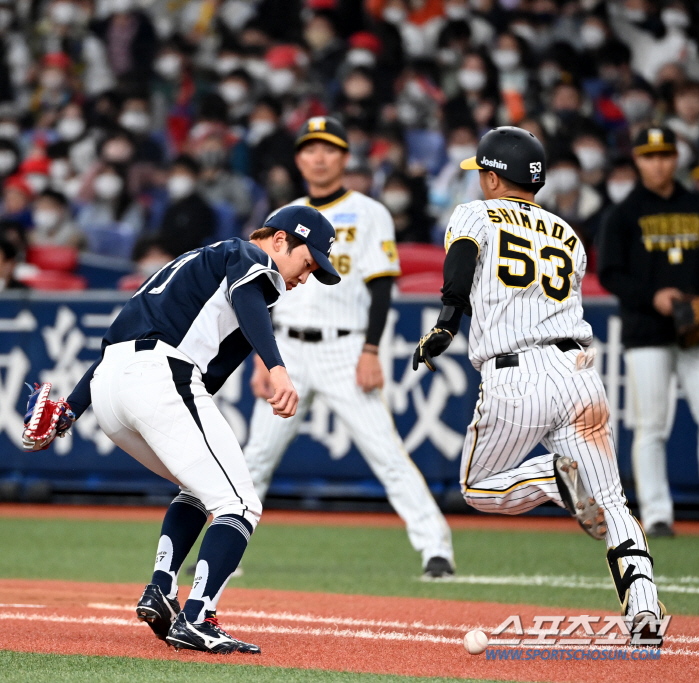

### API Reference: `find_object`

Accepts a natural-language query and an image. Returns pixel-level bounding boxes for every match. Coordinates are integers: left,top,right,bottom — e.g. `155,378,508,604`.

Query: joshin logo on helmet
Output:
480,157,508,170
295,224,311,237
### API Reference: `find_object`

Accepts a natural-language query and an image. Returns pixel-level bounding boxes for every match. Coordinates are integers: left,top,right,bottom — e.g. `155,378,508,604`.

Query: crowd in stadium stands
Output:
0,0,697,289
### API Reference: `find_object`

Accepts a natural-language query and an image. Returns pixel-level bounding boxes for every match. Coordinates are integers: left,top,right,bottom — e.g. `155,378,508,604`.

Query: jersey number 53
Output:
496,229,574,302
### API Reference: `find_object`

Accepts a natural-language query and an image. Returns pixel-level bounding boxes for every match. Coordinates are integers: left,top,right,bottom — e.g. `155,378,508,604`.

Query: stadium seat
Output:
23,270,88,290
117,272,146,291
581,272,610,298
26,245,79,272
396,243,445,277
396,271,443,295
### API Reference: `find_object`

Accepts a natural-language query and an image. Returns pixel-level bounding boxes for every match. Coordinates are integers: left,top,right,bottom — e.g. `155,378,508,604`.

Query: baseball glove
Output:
412,328,454,372
672,296,699,349
22,382,75,452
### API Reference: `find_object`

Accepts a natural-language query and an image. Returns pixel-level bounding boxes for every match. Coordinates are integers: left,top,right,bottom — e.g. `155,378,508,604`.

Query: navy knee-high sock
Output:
151,493,209,599
182,514,253,623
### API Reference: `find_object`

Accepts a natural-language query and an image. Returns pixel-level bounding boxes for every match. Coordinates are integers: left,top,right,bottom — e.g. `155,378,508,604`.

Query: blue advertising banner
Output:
0,292,697,505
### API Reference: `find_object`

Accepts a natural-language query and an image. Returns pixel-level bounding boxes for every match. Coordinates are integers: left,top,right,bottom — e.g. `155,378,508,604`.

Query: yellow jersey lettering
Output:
551,223,564,240
519,212,532,230
488,209,502,223
535,219,548,235
498,208,513,224
563,235,578,252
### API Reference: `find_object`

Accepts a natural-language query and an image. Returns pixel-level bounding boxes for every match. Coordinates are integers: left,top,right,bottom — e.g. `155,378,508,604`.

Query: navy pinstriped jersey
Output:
103,239,286,393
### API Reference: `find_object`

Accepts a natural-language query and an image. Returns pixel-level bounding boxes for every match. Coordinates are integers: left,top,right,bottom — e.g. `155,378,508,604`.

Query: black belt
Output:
286,328,351,343
135,339,158,351
494,339,581,369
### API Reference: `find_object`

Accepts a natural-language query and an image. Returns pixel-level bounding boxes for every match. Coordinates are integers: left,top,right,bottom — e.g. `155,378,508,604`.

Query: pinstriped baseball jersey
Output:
272,190,402,330
444,197,593,370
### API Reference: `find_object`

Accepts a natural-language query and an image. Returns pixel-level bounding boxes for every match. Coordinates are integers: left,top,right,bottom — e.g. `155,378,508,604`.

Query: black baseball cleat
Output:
554,455,607,540
645,522,675,538
136,583,181,641
423,556,455,578
630,609,665,647
166,611,261,654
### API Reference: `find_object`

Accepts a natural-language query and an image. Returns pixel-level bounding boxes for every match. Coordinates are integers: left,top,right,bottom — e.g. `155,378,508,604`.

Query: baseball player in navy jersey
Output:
413,127,665,642
243,117,455,577
23,205,340,654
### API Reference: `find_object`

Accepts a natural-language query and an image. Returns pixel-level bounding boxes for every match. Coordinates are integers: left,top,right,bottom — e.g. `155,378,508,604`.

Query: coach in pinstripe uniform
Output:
244,116,455,578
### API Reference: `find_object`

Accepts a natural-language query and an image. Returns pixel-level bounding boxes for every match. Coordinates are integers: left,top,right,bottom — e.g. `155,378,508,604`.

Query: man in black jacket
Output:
597,127,699,538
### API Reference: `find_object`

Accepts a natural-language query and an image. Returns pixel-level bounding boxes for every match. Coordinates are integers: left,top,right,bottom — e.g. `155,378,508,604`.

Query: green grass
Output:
0,651,505,683
0,517,696,614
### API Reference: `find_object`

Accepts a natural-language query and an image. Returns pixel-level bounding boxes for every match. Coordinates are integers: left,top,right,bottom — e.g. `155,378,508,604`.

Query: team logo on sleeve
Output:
382,240,398,262
295,224,311,237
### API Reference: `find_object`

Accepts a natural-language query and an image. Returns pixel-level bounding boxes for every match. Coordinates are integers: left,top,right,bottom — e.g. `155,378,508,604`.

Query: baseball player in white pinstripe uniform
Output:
244,117,455,577
414,127,665,642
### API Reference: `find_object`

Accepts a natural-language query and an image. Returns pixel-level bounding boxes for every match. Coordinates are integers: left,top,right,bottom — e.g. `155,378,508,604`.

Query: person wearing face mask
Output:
1,175,34,229
381,172,433,242
429,124,482,237
19,157,51,196
609,0,699,86
0,139,18,180
218,70,254,124
335,68,379,124
604,158,638,206
444,51,498,131
77,163,145,258
304,11,345,87
118,95,165,165
247,98,300,190
667,81,699,149
34,52,73,110
157,155,215,257
540,154,603,247
597,127,699,538
572,132,608,189
30,189,83,248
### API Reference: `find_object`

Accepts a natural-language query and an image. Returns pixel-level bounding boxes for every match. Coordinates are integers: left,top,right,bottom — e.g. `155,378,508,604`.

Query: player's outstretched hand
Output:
412,328,454,372
250,355,275,399
356,346,384,393
267,366,299,418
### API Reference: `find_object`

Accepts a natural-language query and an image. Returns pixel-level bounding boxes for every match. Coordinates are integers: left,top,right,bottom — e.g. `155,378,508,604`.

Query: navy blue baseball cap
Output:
264,205,341,285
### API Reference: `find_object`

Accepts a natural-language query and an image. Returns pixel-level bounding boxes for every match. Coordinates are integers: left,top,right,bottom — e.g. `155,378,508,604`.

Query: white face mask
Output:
215,56,243,76
457,68,486,92
346,49,376,68
538,66,561,89
511,23,536,44
220,0,256,31
26,173,49,194
51,1,77,25
247,119,275,145
661,8,689,30
245,58,269,81
621,96,652,124
167,174,196,200
382,7,406,24
33,209,62,231
0,122,18,139
219,81,248,105
491,49,520,72
119,111,151,134
57,117,85,141
580,24,606,49
94,173,123,200
549,168,579,194
110,0,133,14
266,68,295,95
574,146,605,171
606,179,635,203
381,189,411,214
155,54,182,80
445,4,469,20
448,144,476,165
50,159,71,181
0,150,16,174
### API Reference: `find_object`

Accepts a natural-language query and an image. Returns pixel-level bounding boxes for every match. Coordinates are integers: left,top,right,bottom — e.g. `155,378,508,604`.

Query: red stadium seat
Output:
396,272,443,294
581,272,610,298
26,245,79,272
118,272,146,291
396,243,444,277
23,270,88,290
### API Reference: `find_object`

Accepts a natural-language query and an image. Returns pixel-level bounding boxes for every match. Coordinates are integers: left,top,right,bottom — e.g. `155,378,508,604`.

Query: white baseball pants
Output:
244,333,454,565
625,345,699,528
91,340,262,527
460,344,659,618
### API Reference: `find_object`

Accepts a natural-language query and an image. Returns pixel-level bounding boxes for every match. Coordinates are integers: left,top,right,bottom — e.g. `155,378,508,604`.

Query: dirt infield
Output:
0,579,696,683
2,503,698,536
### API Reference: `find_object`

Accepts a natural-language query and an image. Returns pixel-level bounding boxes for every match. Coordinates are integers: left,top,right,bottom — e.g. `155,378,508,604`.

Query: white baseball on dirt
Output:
463,629,489,655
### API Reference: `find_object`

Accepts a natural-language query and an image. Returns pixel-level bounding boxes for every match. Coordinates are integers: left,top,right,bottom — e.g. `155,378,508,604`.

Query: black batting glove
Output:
412,328,454,372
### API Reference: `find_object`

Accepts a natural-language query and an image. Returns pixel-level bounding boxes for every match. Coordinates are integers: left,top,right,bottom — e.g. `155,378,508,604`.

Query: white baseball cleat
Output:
554,455,607,540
